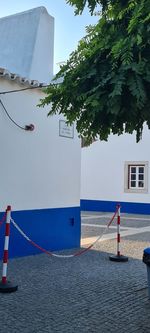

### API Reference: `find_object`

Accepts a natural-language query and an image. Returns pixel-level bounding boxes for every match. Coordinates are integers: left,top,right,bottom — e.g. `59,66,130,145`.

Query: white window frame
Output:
124,161,148,193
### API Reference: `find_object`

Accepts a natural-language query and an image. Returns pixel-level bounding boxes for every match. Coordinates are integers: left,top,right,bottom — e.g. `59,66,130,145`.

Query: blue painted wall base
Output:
81,199,150,215
0,206,81,259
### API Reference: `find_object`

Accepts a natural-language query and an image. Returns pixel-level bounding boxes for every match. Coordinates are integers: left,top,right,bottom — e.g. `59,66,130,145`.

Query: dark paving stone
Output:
0,211,150,332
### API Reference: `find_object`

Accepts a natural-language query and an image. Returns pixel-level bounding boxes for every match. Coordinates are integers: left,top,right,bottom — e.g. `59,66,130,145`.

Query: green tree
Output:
40,0,150,144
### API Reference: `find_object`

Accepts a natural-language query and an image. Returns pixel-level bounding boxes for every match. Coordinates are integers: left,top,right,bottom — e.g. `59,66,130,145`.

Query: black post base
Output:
0,281,18,293
109,254,128,262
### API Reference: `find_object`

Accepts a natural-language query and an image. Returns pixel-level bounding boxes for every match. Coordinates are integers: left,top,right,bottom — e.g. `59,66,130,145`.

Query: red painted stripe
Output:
118,216,120,225
117,234,120,243
3,250,8,263
2,276,6,284
5,223,10,236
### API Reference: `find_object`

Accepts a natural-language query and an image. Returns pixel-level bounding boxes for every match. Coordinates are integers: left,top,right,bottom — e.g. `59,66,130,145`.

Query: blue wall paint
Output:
81,199,150,215
0,206,81,259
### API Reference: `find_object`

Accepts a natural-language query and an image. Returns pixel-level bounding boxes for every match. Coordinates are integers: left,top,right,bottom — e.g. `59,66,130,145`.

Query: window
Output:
124,161,148,193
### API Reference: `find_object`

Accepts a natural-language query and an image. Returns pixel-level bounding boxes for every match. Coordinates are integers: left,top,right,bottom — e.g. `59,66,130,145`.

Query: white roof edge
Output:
0,67,46,88
0,6,53,21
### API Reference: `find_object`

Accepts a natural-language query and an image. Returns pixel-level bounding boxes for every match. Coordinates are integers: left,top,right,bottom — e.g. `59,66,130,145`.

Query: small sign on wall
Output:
59,120,74,139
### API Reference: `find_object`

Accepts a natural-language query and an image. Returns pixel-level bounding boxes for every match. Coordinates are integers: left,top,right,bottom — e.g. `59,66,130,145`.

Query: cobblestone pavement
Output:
0,212,150,333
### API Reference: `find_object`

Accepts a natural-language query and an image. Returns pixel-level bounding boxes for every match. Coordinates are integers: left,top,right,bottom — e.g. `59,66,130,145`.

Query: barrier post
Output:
109,204,128,262
0,206,18,293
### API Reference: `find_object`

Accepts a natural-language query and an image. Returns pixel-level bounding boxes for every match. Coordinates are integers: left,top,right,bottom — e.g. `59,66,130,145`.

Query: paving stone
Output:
0,212,150,332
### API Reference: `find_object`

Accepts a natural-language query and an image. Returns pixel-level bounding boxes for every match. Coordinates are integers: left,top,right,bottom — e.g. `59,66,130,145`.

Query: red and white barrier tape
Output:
2,206,11,284
10,207,118,258
73,207,118,257
117,205,121,256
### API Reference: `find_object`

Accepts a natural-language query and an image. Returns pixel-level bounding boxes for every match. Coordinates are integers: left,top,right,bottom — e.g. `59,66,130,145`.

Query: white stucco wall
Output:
0,78,81,211
0,7,54,82
28,7,54,82
81,127,150,204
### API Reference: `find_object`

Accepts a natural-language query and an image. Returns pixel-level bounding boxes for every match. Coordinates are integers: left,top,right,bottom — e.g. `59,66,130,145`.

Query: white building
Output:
0,6,54,82
0,7,81,258
81,127,150,214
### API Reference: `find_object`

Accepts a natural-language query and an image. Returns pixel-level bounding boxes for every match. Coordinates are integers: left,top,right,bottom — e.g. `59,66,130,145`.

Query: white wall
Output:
30,7,54,82
81,127,150,203
0,79,81,211
0,7,54,82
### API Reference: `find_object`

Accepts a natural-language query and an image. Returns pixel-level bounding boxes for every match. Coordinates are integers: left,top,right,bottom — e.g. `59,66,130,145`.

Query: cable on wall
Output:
0,99,35,131
0,84,49,95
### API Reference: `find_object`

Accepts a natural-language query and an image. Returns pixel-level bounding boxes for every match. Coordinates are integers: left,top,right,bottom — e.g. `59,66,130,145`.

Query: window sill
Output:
124,188,148,194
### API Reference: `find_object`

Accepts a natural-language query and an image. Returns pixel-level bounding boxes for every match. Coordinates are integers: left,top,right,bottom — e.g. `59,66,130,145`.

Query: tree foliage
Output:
40,0,150,143
66,0,101,15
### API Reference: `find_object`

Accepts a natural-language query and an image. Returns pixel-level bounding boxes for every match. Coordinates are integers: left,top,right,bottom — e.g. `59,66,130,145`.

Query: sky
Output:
0,0,98,74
